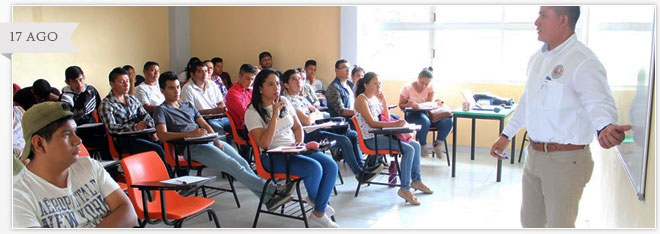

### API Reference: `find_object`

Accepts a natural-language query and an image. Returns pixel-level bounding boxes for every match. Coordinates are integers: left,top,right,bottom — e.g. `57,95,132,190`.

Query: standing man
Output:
134,61,165,114
325,59,355,118
489,6,631,228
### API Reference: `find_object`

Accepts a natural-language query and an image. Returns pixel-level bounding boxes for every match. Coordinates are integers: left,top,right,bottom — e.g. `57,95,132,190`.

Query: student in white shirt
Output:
181,61,230,135
354,72,432,206
134,61,165,114
490,6,631,228
245,68,339,228
13,102,136,228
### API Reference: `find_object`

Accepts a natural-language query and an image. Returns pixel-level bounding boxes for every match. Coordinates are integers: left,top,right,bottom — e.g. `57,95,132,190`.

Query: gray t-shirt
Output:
153,101,201,133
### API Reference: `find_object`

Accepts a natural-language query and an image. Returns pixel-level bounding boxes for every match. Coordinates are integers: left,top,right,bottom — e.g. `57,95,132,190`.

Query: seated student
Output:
298,68,322,108
153,71,294,211
205,59,228,98
348,65,365,93
179,57,201,85
399,67,453,157
211,57,232,89
225,64,257,146
14,79,62,111
13,102,137,228
122,65,144,95
281,69,380,182
13,105,25,160
60,65,111,160
304,60,325,92
99,67,167,166
181,61,231,135
326,59,356,119
245,68,339,228
134,61,165,114
354,72,432,205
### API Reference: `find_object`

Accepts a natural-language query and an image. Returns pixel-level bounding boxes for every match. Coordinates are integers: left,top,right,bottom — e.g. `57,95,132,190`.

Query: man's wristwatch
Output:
500,133,511,142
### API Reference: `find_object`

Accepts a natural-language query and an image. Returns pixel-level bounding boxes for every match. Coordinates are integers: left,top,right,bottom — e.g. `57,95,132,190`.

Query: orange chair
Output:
248,133,310,228
162,141,241,208
225,111,253,164
350,116,402,197
121,151,221,228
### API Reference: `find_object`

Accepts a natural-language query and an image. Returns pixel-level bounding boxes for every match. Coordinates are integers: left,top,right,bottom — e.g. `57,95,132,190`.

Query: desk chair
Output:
162,141,240,208
350,117,402,197
427,126,451,166
79,144,127,192
226,112,253,165
122,151,221,228
248,134,313,228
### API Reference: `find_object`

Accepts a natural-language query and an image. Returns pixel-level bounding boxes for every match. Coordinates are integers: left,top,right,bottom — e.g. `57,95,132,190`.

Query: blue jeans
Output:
405,112,453,146
208,117,231,135
364,136,421,190
185,141,277,201
305,129,364,175
261,152,337,213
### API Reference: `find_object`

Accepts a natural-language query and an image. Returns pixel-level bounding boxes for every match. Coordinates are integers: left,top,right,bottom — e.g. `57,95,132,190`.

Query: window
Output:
355,5,654,87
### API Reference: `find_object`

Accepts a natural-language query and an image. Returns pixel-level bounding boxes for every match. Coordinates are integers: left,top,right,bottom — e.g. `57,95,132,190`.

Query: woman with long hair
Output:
244,68,339,228
354,72,432,205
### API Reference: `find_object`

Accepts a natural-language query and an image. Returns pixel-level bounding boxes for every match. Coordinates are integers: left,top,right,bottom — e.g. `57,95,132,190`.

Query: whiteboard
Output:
615,18,655,201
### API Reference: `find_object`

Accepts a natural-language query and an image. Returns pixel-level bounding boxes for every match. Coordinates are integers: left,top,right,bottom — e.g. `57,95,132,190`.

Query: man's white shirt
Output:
181,79,223,110
502,34,617,145
134,82,165,106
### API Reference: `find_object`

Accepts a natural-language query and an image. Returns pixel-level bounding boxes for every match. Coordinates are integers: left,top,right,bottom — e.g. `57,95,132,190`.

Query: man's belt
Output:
529,141,586,153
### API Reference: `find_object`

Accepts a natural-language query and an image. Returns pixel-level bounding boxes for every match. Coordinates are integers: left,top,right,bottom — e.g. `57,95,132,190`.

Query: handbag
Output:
378,114,412,143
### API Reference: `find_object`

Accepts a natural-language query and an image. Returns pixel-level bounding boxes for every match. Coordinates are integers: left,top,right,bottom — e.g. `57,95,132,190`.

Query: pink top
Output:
400,82,433,104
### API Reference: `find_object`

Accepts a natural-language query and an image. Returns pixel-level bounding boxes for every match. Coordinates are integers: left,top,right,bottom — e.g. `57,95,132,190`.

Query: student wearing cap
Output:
13,102,137,228
489,6,631,228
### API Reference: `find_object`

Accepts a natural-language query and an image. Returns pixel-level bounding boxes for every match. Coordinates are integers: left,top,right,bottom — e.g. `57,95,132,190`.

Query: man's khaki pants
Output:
521,145,594,228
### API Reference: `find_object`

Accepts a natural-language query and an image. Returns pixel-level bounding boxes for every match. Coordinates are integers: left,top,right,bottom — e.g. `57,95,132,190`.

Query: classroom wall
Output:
188,6,340,86
12,6,171,96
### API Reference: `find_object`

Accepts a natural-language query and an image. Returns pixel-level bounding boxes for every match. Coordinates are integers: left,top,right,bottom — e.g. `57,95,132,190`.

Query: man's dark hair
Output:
351,65,365,77
281,69,299,85
29,116,73,159
122,65,134,72
108,67,129,82
203,59,212,64
211,57,223,66
159,71,179,89
32,79,53,99
239,63,257,75
191,61,206,74
335,59,348,69
418,67,434,79
259,51,272,61
65,66,84,82
143,61,160,71
552,6,580,31
304,59,317,68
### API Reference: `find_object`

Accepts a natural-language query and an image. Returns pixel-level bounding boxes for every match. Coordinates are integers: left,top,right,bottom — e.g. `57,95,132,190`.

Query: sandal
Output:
411,181,434,194
397,189,421,205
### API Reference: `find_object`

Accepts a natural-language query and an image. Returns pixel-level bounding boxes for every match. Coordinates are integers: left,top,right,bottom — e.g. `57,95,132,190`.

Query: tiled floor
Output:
145,144,604,229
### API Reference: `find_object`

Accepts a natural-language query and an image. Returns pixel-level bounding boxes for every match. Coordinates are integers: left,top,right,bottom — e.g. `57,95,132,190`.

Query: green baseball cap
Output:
20,102,74,161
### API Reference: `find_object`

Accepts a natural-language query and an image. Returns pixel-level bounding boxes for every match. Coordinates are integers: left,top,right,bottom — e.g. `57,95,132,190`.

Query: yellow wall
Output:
12,6,171,96
189,6,340,85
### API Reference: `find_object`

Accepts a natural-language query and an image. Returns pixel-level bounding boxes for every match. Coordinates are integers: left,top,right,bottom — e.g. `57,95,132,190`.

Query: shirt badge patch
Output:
551,65,564,79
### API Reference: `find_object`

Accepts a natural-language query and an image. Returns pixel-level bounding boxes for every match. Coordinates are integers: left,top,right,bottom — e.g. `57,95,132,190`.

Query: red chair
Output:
351,116,402,197
162,141,241,208
226,111,253,164
248,133,310,228
121,151,221,228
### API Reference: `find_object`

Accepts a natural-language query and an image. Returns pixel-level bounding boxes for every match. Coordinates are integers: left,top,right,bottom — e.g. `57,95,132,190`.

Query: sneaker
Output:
421,144,433,157
356,163,384,183
276,182,296,197
307,213,340,228
433,140,446,159
266,194,294,212
305,196,335,216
